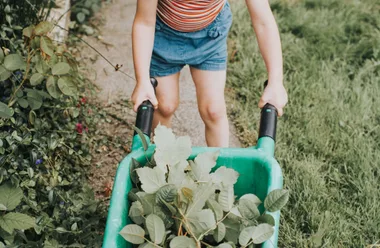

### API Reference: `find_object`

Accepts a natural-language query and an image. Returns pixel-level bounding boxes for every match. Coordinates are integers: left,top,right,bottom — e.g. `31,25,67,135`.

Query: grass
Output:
227,0,380,247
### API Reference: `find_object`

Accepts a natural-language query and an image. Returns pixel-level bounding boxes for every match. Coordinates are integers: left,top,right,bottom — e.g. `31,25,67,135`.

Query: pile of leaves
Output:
120,125,289,248
0,17,105,247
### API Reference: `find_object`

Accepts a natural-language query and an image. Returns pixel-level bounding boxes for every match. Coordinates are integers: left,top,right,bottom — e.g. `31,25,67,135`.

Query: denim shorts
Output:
150,1,233,77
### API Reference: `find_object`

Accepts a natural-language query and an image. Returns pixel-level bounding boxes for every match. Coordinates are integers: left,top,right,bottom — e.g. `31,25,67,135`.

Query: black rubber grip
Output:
134,78,158,137
258,80,278,140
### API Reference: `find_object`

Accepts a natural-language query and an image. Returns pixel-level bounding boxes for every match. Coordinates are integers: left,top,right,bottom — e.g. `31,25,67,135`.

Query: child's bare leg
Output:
190,68,229,147
152,72,180,129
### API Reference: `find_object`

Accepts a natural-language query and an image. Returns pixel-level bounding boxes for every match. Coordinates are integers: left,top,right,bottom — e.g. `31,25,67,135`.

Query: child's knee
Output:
199,102,227,122
158,101,178,118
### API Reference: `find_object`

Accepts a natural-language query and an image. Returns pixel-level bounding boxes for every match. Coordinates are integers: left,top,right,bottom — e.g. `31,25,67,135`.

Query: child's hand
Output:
131,80,159,112
258,81,288,116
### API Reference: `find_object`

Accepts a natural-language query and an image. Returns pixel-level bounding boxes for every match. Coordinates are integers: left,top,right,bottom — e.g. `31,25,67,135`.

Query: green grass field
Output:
227,0,380,247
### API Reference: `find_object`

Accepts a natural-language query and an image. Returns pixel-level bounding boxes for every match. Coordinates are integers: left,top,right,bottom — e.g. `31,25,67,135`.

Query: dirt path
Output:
78,0,242,198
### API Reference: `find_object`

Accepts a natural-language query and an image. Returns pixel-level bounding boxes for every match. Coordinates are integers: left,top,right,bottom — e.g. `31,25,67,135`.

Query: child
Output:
131,0,288,147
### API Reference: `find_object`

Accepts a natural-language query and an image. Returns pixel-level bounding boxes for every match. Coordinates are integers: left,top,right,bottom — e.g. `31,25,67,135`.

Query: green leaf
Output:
136,192,154,215
77,12,86,23
239,226,255,246
190,151,219,181
0,102,14,119
217,244,233,248
223,218,240,244
136,167,166,194
0,213,35,234
146,214,165,244
168,162,187,186
156,184,177,204
160,199,177,215
207,198,223,221
264,189,289,212
0,49,4,63
17,98,28,108
169,236,196,248
4,5,10,13
132,126,148,151
218,186,234,212
213,222,226,243
155,206,174,229
186,183,215,215
0,65,11,81
40,36,54,56
44,239,59,248
22,26,34,38
48,54,58,67
36,58,50,74
119,224,145,244
71,222,78,231
27,168,34,178
57,77,77,96
52,62,70,75
29,110,36,125
211,166,239,188
251,224,274,244
139,243,160,248
27,91,43,110
30,73,44,86
240,194,262,206
187,209,216,237
153,124,192,172
238,196,260,220
228,206,243,222
129,201,144,225
46,76,60,99
130,158,141,184
34,21,53,35
257,214,275,226
3,54,25,71
0,204,6,211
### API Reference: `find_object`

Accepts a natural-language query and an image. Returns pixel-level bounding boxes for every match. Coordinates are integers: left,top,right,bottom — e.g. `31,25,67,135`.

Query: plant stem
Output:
200,241,213,248
178,221,183,236
143,237,160,247
199,211,232,240
178,209,199,244
9,45,32,106
242,240,254,248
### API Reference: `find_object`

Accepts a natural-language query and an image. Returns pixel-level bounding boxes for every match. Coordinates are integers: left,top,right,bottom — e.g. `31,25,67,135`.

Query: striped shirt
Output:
157,0,226,32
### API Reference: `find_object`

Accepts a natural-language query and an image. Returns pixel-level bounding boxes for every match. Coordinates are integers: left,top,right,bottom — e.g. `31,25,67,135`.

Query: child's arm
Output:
131,0,159,112
246,0,288,116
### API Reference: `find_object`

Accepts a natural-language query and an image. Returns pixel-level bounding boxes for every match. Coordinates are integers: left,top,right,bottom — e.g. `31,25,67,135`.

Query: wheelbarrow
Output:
102,78,283,248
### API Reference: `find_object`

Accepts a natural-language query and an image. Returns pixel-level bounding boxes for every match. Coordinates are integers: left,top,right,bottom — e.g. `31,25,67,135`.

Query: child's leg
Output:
152,72,180,129
190,67,229,147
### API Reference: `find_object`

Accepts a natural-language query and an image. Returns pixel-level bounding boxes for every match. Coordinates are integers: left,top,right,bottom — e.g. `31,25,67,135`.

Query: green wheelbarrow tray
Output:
102,79,283,248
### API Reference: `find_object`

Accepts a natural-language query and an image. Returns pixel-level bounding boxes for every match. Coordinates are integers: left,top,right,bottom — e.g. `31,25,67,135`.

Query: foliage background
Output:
227,0,380,247
0,0,106,247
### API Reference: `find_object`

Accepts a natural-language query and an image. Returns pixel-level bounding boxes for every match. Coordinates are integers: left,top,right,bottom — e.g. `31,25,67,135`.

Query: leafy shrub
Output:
120,125,289,248
0,0,54,29
0,20,104,247
71,0,101,24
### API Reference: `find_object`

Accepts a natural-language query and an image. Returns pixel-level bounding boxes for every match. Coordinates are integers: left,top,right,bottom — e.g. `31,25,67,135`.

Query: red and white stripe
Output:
157,0,226,32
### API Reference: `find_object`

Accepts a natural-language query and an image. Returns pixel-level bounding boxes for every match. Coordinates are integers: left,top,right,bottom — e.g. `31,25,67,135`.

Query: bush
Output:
0,5,105,247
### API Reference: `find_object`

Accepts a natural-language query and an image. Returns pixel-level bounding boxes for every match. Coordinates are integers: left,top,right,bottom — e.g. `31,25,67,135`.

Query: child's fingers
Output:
133,100,141,113
277,107,284,117
258,97,267,108
149,96,159,109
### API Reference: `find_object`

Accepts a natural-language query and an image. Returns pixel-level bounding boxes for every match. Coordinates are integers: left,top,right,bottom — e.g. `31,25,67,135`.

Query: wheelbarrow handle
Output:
258,80,277,141
134,78,158,137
